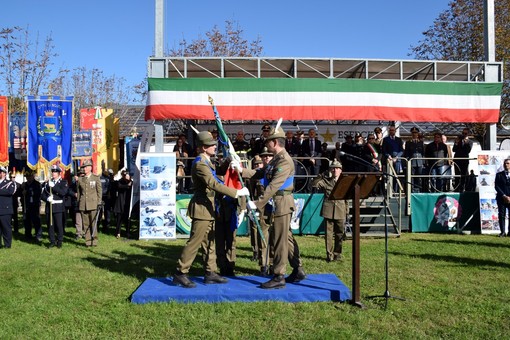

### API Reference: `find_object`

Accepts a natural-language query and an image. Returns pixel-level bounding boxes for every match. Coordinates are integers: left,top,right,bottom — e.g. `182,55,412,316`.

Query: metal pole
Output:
155,0,164,58
484,0,497,150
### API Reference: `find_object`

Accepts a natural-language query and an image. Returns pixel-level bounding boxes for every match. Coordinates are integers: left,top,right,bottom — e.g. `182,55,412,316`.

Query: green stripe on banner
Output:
148,77,502,96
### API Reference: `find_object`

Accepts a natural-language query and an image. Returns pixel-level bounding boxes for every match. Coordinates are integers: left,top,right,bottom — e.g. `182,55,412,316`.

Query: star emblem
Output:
320,128,335,143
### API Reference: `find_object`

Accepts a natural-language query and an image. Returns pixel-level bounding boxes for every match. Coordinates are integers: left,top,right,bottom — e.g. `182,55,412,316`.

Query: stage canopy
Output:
145,77,502,123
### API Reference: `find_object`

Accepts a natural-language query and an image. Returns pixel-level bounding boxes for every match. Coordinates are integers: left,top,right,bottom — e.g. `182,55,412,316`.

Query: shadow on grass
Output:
410,237,510,249
82,244,177,281
390,251,510,269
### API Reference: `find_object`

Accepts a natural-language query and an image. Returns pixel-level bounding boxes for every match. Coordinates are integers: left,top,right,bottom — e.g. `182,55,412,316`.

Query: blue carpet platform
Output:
131,273,351,304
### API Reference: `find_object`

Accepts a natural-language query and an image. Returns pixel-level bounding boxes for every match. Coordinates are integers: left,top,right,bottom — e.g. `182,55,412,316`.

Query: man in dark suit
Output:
41,165,68,248
0,166,17,249
284,130,300,157
495,159,510,237
453,128,473,192
404,127,426,192
301,128,322,192
425,133,449,192
382,124,404,174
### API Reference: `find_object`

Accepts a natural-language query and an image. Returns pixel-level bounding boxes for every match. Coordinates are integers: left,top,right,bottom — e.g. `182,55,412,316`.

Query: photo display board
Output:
138,152,177,240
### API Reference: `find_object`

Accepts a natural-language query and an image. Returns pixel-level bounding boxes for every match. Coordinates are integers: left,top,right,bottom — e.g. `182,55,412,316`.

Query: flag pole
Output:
208,96,267,248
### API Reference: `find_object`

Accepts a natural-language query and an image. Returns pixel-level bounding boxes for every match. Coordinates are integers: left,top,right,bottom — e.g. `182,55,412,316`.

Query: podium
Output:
330,172,381,307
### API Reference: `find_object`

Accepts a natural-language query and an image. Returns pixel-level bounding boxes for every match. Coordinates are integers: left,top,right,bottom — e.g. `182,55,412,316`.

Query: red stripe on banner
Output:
145,104,500,123
0,97,8,166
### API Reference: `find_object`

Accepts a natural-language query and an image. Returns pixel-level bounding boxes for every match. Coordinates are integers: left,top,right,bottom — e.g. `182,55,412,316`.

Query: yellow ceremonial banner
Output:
107,115,120,173
92,108,113,174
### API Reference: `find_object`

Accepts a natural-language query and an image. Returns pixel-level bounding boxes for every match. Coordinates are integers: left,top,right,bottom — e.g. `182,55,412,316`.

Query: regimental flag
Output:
9,112,27,160
146,78,503,123
79,107,114,174
0,96,8,166
27,96,74,169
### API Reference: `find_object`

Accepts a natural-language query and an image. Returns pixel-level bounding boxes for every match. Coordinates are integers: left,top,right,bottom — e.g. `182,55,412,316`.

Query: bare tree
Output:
169,19,263,57
1,26,136,115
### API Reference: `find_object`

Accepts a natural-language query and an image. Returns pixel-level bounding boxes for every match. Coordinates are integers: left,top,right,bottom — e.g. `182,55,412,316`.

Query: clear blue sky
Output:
3,1,449,88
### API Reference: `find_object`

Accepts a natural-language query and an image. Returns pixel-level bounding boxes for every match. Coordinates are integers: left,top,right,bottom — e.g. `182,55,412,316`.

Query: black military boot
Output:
260,266,269,277
204,271,228,284
172,271,196,288
285,267,306,283
260,274,286,289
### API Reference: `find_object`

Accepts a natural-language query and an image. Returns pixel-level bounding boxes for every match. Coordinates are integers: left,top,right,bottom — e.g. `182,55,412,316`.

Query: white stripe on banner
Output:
148,90,500,110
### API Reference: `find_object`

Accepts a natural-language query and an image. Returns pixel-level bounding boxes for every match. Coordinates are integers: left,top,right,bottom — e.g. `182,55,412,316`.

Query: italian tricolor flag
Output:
145,78,502,123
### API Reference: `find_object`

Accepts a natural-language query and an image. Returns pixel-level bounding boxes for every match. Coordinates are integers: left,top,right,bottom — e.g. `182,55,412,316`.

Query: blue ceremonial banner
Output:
27,96,73,168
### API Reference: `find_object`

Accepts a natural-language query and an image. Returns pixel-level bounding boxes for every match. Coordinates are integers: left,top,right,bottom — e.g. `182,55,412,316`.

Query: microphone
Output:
339,151,381,172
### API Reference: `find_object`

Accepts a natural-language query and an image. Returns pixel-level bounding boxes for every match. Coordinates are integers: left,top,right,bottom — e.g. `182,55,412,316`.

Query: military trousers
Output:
257,212,274,268
272,213,302,276
177,219,217,274
324,218,345,261
82,209,98,246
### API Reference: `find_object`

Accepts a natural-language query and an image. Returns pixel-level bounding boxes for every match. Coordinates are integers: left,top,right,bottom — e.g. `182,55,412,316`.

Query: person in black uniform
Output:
41,165,68,248
99,170,111,233
495,158,510,237
21,171,42,242
0,166,17,249
113,170,133,239
10,173,22,235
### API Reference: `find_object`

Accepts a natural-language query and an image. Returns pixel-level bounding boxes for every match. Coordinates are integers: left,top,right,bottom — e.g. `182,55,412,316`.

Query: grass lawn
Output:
1,229,509,339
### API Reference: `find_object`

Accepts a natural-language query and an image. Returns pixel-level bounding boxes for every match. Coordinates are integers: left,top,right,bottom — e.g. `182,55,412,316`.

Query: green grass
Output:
1,229,509,339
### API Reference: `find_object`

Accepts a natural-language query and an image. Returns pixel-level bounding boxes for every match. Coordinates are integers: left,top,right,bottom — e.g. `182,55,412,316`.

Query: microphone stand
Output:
340,151,405,308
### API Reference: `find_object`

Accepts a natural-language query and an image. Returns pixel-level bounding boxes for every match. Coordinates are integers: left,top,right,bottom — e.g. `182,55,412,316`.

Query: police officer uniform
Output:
21,171,42,241
0,166,17,248
241,126,306,289
173,131,247,288
41,165,68,248
311,160,347,262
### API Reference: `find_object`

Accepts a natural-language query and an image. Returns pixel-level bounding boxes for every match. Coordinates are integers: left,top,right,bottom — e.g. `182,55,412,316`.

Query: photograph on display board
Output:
138,152,176,240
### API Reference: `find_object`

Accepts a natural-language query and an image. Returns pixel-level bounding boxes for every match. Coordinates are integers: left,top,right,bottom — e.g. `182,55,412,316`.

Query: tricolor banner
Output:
145,78,502,123
27,96,74,169
0,96,8,166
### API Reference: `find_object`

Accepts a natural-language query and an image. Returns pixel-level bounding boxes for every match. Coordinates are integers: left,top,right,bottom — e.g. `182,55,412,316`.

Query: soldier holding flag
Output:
232,125,306,289
172,131,250,288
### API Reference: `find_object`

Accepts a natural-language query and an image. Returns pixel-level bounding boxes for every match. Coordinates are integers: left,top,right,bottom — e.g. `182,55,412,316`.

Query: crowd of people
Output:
174,124,477,195
0,160,133,250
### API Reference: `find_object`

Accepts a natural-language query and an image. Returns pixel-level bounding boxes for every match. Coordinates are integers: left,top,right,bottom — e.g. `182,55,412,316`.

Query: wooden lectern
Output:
329,172,381,308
